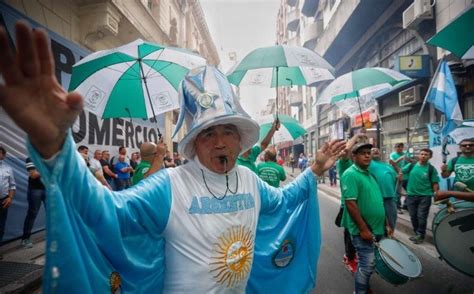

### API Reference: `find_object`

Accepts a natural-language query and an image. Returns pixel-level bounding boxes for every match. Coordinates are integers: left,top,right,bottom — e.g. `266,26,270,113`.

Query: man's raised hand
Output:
0,21,83,158
311,140,346,176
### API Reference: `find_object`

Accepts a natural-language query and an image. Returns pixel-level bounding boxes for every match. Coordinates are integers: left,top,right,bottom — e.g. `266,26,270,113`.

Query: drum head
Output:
379,239,422,278
434,208,474,277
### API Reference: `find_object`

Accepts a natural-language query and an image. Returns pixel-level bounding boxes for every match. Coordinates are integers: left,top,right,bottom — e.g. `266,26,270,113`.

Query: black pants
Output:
344,228,356,260
22,188,46,239
406,196,432,237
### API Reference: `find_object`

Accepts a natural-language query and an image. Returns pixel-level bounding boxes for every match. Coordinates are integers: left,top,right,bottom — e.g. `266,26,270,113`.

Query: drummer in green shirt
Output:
237,118,280,173
336,133,368,273
341,142,390,294
440,138,474,192
402,148,440,244
131,142,166,185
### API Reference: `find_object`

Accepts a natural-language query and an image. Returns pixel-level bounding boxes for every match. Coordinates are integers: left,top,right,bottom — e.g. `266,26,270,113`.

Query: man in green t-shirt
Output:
237,118,280,173
402,148,439,244
441,138,474,191
341,142,389,294
389,142,411,211
336,133,367,273
131,142,166,185
369,147,398,230
257,148,286,187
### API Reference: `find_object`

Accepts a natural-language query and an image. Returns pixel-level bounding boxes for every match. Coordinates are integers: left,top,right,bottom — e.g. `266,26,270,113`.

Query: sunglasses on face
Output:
460,144,473,147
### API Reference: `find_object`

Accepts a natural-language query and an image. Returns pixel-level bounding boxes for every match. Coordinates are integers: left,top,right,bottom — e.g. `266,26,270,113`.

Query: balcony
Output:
286,9,300,32
302,0,319,17
289,90,303,106
287,0,298,7
302,19,323,49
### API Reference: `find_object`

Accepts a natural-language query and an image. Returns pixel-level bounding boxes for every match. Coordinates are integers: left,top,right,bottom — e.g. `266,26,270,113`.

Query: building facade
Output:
289,0,473,159
276,0,317,158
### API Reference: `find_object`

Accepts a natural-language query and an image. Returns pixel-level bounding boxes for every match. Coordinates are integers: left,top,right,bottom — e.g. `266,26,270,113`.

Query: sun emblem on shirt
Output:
209,225,254,288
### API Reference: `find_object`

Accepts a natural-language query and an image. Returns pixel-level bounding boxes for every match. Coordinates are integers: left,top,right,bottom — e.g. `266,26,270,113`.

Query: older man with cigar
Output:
0,22,346,293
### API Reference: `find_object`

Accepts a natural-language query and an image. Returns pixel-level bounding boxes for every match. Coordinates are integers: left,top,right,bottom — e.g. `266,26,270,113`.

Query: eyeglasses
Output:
460,144,473,147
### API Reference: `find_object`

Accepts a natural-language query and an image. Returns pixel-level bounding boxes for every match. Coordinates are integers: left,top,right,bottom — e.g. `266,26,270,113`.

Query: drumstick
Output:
374,242,404,269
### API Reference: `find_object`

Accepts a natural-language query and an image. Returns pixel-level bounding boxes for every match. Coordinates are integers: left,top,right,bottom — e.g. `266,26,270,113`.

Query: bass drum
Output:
432,200,474,277
374,238,422,285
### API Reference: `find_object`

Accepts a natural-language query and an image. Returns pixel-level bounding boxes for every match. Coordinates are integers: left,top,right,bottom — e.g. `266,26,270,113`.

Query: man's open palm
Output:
312,140,346,175
0,21,83,158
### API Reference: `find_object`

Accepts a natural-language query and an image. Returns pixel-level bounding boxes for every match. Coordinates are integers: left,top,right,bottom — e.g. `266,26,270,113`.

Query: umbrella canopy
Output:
69,39,206,119
316,67,411,105
315,68,411,118
449,119,474,143
427,5,474,59
258,114,307,144
227,45,335,88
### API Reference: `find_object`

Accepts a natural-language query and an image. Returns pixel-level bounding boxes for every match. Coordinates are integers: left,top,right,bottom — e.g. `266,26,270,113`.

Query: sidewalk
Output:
0,231,45,293
283,165,439,245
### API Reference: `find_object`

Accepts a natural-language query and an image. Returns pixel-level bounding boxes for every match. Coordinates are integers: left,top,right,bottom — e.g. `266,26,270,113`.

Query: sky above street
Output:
201,0,281,119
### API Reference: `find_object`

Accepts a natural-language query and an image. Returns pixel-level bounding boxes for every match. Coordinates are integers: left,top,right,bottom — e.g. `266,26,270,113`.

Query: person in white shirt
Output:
0,146,16,259
90,149,112,190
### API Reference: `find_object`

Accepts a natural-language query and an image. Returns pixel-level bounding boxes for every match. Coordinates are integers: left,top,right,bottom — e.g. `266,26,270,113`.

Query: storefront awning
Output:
427,5,474,59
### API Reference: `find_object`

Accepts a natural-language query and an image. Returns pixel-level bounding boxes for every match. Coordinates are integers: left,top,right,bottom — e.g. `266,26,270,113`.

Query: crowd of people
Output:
334,135,474,293
0,21,473,293
75,144,181,191
0,21,349,291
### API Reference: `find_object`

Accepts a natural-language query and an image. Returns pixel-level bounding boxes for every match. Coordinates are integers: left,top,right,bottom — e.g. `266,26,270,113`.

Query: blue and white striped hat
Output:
173,66,259,160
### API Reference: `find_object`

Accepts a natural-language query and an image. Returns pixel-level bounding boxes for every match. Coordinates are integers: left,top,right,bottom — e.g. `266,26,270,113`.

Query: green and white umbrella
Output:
316,67,411,117
258,114,307,144
68,39,206,123
227,45,335,115
427,5,474,59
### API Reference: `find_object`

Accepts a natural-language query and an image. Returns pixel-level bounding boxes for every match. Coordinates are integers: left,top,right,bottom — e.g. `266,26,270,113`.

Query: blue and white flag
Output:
426,61,463,136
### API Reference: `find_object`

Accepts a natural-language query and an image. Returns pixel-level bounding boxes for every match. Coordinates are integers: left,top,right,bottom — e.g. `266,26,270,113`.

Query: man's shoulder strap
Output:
452,156,459,166
428,163,435,179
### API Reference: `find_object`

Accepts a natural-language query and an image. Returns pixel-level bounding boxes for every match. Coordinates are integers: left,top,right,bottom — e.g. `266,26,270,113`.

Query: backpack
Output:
406,163,435,185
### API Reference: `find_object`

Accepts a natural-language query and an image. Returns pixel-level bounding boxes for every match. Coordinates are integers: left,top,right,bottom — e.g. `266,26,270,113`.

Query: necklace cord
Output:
201,168,239,200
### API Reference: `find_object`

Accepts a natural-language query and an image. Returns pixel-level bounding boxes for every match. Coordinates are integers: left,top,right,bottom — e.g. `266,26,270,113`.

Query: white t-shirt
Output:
163,158,261,293
89,158,103,176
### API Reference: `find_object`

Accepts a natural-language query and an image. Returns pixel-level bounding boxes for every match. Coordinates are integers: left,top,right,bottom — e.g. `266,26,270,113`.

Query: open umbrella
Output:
315,67,411,120
226,45,335,115
448,119,474,143
427,5,474,59
258,114,307,144
68,39,206,136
